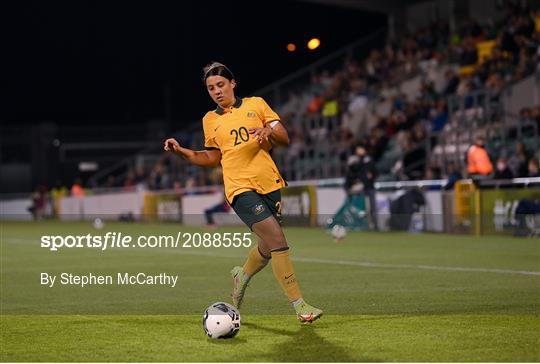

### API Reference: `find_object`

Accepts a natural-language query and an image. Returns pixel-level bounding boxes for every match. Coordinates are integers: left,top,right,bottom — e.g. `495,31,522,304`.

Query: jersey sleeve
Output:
255,97,280,126
202,115,220,150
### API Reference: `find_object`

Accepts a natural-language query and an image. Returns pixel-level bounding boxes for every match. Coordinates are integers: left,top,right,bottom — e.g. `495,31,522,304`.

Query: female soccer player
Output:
164,62,322,323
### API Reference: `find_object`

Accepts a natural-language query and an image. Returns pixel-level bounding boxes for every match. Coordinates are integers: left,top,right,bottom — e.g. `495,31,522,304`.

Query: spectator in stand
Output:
484,73,505,95
533,106,540,131
123,169,136,191
429,99,448,132
424,166,441,180
444,161,463,190
71,178,85,197
442,69,460,96
507,142,531,177
411,121,426,144
183,177,198,196
28,185,48,220
365,127,388,162
456,73,473,96
277,92,302,127
401,137,426,180
345,144,378,230
134,165,147,190
461,18,484,39
460,37,479,65
424,166,442,190
50,180,67,217
528,158,540,177
173,180,183,195
104,175,117,189
342,79,369,137
148,163,170,190
517,107,538,137
494,157,514,179
467,136,494,178
307,93,323,115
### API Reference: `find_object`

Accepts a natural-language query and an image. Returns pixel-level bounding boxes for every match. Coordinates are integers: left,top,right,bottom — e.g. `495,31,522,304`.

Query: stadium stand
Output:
96,3,539,192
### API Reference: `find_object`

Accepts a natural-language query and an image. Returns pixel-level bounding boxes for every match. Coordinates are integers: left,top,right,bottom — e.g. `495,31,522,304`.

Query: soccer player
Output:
164,62,323,323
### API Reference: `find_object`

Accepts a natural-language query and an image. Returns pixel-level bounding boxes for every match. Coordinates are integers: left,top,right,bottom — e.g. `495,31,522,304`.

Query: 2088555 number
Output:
182,232,252,248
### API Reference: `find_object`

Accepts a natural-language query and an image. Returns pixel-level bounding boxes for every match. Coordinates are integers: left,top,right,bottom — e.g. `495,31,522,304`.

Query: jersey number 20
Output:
231,127,250,146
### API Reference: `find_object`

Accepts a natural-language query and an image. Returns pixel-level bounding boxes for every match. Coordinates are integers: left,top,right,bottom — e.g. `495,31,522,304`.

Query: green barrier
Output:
480,188,540,235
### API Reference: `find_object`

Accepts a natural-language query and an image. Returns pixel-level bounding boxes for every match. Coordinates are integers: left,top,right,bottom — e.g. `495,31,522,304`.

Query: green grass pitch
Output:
1,221,539,361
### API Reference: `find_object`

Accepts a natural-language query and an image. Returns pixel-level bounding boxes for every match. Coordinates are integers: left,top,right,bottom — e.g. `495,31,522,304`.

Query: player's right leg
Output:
229,191,276,308
231,240,270,308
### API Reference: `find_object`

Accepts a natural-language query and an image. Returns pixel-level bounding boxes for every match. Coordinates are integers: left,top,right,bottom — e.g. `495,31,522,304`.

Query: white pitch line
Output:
292,257,540,276
2,236,540,276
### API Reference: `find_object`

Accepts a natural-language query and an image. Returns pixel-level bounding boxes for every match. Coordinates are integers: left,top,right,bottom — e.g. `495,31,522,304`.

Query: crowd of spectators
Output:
101,156,221,193
275,4,539,182
92,4,539,191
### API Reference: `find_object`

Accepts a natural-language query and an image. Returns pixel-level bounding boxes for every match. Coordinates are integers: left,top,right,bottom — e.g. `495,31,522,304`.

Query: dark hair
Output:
355,143,366,150
202,62,235,83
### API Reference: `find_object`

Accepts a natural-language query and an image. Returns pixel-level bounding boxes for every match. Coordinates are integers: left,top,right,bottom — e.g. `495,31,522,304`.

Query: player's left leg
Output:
251,216,323,323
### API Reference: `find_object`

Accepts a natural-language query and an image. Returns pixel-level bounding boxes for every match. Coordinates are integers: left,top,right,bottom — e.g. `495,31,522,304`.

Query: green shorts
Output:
231,189,282,229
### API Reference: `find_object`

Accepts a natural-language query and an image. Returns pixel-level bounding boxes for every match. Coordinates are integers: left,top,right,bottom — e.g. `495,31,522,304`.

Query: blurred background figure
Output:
28,185,48,221
444,161,463,190
345,144,378,230
494,157,514,179
467,136,493,179
50,180,67,218
388,188,425,231
507,142,531,178
204,198,231,228
514,196,540,236
71,178,85,198
528,158,540,177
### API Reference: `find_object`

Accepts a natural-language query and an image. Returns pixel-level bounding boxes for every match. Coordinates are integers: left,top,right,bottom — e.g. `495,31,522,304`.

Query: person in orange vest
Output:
467,136,494,177
71,178,85,197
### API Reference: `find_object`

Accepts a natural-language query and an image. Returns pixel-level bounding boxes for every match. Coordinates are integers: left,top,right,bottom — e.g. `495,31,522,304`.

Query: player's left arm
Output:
249,97,289,146
249,122,289,146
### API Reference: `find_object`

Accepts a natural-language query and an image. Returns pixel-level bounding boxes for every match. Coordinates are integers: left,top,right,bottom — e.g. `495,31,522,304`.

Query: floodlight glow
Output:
307,38,320,50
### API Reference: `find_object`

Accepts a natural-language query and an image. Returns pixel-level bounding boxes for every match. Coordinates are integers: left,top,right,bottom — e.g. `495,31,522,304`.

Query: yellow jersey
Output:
202,96,286,203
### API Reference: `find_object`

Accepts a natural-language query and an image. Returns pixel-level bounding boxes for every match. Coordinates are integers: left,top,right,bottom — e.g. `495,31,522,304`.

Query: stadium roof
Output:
296,0,428,14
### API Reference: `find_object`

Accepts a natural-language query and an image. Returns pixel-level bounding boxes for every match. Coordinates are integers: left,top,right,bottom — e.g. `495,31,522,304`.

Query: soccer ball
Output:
203,302,241,339
93,218,104,230
331,224,347,241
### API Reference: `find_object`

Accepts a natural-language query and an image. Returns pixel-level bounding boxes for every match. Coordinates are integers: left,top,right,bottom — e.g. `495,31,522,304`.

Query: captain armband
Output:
268,120,280,129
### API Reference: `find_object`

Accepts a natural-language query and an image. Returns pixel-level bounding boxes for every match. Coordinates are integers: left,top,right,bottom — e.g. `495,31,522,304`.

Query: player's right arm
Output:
164,138,221,168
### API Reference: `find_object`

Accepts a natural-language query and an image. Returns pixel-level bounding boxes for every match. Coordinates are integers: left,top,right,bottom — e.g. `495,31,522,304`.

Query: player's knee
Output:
270,245,289,253
268,237,288,252
257,244,271,260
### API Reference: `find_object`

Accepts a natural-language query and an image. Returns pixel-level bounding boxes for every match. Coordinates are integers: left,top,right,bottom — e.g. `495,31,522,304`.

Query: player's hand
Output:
248,126,273,144
164,138,182,153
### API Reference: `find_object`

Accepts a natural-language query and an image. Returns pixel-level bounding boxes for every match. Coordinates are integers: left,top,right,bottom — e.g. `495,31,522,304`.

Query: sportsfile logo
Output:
40,232,253,251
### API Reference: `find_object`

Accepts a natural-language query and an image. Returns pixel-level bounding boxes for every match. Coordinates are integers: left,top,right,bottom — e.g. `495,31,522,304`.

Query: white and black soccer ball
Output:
203,302,241,339
93,218,104,230
331,224,347,240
